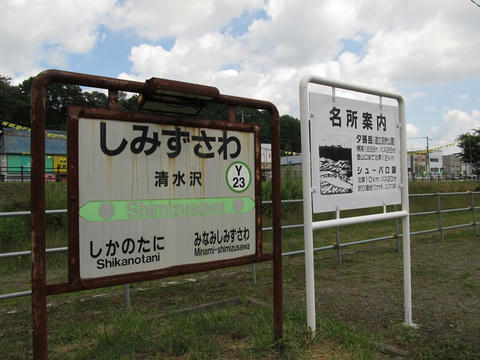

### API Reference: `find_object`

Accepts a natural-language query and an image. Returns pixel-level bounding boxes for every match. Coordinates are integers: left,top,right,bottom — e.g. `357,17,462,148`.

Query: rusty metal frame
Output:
31,69,282,359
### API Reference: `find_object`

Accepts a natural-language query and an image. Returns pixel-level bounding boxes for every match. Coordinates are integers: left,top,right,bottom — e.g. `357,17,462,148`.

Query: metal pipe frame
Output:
312,211,408,231
299,74,413,331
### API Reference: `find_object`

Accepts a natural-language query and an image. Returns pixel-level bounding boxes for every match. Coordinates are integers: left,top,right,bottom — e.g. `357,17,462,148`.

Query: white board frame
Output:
299,75,414,335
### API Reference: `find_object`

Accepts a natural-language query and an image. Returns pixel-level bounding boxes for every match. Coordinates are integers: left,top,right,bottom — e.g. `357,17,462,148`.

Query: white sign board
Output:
310,93,401,213
77,118,256,279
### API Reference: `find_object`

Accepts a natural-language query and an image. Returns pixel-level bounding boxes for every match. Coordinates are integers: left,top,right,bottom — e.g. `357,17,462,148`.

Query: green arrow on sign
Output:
79,197,256,222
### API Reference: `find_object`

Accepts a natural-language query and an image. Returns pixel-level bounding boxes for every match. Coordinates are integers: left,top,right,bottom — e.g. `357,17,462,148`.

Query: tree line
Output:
0,76,301,153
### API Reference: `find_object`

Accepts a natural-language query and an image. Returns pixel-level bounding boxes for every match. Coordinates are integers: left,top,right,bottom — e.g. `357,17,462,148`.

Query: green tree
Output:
0,76,30,126
118,92,139,110
83,91,108,108
17,76,87,130
457,129,480,174
197,105,274,144
197,103,229,121
46,83,87,129
279,115,300,153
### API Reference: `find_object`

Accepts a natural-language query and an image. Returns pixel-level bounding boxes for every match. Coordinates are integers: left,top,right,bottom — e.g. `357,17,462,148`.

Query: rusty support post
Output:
228,106,236,122
108,90,119,110
31,76,48,360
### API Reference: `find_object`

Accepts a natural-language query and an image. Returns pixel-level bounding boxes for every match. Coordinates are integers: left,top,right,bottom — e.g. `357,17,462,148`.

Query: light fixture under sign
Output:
138,77,220,116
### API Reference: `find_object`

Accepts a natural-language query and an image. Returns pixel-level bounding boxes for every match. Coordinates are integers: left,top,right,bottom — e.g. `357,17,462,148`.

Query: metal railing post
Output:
20,165,24,183
251,263,257,284
471,192,478,236
335,227,342,265
436,193,444,243
394,204,401,253
335,208,342,265
124,284,131,311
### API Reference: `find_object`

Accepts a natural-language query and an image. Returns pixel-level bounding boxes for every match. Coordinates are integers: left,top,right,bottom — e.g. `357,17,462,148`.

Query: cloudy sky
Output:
2,0,480,153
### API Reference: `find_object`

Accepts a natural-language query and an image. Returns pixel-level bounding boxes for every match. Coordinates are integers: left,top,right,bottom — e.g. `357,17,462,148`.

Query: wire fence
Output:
1,191,479,302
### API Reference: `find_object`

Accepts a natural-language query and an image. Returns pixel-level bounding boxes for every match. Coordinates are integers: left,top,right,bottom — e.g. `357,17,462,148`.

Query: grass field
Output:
0,180,479,359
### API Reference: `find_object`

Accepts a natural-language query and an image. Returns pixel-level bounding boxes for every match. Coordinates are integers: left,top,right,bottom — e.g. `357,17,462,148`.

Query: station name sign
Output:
68,109,260,281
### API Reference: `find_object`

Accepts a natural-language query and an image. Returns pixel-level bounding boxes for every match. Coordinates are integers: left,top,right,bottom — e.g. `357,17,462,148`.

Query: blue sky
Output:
2,0,479,154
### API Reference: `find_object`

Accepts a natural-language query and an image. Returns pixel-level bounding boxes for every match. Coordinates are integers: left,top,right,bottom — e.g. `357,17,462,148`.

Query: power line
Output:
471,0,480,8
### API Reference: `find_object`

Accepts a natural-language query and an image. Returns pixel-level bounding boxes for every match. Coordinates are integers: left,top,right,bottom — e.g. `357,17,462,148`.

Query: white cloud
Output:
106,0,264,40
116,0,480,117
406,123,419,137
427,109,480,153
407,109,480,154
122,37,302,114
439,109,480,135
0,0,115,79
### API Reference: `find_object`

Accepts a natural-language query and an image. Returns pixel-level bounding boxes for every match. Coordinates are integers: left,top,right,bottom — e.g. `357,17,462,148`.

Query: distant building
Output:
429,150,443,176
0,127,67,181
408,150,443,178
408,152,426,177
442,154,473,177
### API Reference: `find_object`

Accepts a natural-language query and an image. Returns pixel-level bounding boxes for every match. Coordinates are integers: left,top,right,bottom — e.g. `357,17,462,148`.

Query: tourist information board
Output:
309,93,401,213
299,75,413,334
